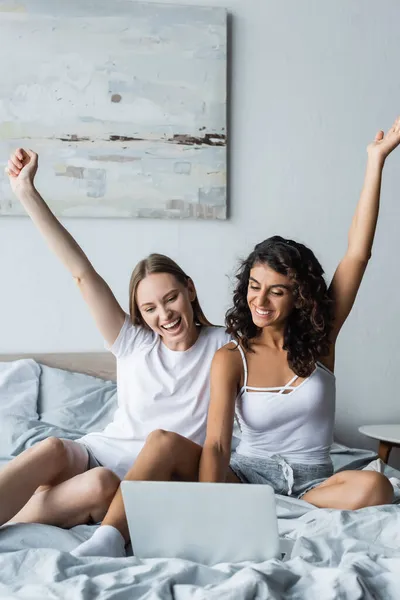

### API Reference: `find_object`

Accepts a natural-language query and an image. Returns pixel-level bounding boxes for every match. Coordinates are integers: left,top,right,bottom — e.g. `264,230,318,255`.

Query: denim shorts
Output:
230,452,334,499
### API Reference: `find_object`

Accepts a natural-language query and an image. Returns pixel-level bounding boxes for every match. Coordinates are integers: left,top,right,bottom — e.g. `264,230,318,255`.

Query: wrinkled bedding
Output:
0,359,399,599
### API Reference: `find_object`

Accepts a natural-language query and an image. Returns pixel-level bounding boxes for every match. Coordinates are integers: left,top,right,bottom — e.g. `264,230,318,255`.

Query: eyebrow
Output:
140,288,179,308
249,277,291,290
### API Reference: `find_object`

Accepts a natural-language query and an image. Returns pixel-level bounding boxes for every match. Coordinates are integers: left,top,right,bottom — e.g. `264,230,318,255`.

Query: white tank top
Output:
234,345,336,464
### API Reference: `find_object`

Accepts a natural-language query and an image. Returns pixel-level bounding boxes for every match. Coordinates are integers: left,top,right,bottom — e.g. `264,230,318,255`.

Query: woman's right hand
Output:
6,148,38,195
367,116,400,163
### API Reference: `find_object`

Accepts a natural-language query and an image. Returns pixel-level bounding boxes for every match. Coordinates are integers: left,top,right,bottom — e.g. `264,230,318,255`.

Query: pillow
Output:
0,360,117,466
0,359,41,465
38,365,117,434
0,416,84,458
0,359,40,418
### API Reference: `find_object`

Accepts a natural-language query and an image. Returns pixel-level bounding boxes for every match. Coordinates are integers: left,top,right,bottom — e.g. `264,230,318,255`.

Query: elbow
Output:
73,275,86,290
203,440,226,457
73,266,96,288
355,254,371,268
360,254,371,266
202,441,230,468
346,247,372,266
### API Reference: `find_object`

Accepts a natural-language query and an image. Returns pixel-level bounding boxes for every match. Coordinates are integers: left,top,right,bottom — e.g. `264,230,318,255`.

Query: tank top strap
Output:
278,373,299,394
235,342,248,389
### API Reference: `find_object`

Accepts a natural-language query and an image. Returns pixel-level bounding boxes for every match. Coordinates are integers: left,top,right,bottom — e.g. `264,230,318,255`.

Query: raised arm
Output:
199,346,240,482
328,116,400,344
6,148,125,346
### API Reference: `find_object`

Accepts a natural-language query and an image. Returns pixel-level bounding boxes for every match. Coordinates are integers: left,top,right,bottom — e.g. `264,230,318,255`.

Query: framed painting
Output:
0,1,227,218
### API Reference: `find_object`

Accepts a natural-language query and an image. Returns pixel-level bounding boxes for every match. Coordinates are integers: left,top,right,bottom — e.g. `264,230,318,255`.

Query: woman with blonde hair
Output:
2,149,230,556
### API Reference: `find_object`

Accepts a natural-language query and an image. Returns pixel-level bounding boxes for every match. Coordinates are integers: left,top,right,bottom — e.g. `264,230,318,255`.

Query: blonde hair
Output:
128,253,212,328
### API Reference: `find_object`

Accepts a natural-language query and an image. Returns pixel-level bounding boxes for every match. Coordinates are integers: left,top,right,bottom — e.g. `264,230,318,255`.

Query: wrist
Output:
366,152,385,170
16,182,37,199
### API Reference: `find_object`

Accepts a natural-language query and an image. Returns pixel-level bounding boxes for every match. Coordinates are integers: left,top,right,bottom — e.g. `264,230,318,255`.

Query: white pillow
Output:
38,365,117,433
0,360,40,464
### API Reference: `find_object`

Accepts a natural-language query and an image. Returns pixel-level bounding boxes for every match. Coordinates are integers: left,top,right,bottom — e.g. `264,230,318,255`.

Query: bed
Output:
0,354,399,599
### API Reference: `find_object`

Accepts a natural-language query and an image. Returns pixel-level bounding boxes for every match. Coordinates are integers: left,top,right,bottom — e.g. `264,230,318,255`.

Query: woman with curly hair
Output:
67,117,399,557
195,117,400,509
194,118,400,509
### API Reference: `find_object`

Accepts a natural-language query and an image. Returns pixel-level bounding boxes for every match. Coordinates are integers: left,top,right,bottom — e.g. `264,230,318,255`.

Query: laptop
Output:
121,481,283,565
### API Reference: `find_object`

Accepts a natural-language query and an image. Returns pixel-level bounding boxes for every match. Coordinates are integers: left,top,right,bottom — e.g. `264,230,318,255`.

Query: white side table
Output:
359,424,400,464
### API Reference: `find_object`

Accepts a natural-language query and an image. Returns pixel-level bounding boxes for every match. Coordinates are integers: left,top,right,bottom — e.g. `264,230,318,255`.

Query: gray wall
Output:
1,0,399,460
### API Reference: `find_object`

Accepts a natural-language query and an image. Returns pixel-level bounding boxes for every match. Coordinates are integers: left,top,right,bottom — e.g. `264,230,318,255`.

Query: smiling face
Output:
247,263,295,330
136,272,198,349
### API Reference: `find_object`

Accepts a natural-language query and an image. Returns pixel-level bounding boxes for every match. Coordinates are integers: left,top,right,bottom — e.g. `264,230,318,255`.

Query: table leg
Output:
378,441,393,463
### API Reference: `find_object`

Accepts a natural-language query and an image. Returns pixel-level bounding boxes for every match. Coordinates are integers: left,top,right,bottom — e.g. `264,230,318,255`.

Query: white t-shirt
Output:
78,315,230,478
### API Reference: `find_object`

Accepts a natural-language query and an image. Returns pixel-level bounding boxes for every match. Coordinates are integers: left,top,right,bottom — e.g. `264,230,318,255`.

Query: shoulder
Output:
212,342,242,371
109,314,156,359
210,343,242,392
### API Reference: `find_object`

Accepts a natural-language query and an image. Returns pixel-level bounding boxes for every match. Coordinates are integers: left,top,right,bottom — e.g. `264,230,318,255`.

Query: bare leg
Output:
9,467,120,528
302,470,394,509
72,430,239,557
103,430,206,541
0,437,88,526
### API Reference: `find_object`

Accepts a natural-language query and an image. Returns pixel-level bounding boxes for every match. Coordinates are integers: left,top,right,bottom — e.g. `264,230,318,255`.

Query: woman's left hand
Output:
367,116,400,162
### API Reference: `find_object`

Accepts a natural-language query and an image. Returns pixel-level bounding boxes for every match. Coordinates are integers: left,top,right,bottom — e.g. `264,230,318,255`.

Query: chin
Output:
255,321,272,329
171,327,189,341
252,314,272,328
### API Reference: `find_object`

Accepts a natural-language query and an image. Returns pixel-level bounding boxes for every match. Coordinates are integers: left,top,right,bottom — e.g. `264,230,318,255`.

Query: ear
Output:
186,278,197,302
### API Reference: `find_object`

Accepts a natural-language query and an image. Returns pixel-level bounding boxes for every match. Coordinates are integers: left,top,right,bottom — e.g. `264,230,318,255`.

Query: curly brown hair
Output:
225,236,334,377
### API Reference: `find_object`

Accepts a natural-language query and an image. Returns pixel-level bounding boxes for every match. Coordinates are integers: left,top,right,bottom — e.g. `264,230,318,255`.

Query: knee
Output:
38,437,69,470
86,467,120,503
353,471,393,509
145,429,180,452
366,472,393,506
85,468,120,523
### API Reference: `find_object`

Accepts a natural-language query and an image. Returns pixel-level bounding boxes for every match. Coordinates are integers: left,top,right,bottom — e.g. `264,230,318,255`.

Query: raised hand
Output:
6,148,38,195
367,116,400,162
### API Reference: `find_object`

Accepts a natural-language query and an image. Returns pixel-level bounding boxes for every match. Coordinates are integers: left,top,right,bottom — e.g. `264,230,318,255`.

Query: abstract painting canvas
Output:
0,1,227,218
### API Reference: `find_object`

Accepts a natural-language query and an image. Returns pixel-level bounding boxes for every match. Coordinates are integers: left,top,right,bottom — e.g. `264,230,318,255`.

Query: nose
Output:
258,289,271,308
159,305,173,322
